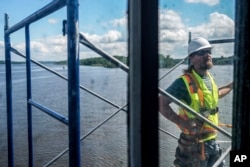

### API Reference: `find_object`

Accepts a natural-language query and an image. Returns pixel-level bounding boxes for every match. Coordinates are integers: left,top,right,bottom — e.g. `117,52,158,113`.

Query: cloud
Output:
83,30,122,43
0,9,234,62
187,12,235,58
158,10,234,58
48,18,58,24
9,35,68,61
80,30,127,58
159,9,188,57
159,10,187,43
184,0,220,6
188,12,234,39
192,12,235,57
160,10,185,30
86,41,127,58
100,30,123,43
110,16,127,28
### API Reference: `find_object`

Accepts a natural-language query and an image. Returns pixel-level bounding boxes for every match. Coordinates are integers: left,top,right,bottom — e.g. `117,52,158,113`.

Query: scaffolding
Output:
3,0,250,167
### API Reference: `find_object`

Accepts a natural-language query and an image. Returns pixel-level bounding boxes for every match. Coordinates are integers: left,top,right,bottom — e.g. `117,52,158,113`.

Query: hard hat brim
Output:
188,45,213,56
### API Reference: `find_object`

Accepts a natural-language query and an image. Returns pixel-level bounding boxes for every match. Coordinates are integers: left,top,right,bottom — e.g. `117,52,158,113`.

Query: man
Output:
159,37,233,167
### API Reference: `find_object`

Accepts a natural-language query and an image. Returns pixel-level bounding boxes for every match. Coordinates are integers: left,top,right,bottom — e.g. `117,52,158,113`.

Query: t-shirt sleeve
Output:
165,77,191,105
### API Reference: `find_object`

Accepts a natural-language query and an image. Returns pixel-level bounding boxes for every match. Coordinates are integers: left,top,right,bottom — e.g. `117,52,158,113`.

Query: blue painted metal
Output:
66,0,81,166
79,31,233,139
28,99,69,125
3,0,241,166
25,25,34,167
5,0,66,35
4,0,81,166
4,13,14,167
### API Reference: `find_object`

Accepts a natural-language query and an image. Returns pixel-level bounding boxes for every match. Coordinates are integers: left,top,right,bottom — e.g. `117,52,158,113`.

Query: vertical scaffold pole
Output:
25,24,33,167
4,13,14,167
66,0,81,166
128,0,159,166
232,0,250,151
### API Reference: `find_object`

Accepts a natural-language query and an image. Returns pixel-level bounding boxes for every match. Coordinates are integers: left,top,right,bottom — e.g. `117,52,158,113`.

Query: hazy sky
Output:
0,0,235,61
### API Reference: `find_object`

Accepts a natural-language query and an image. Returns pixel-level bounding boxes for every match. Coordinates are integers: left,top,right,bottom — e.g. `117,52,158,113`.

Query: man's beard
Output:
200,59,213,70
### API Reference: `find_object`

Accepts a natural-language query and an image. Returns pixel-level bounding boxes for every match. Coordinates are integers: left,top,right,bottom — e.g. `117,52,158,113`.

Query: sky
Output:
0,0,235,62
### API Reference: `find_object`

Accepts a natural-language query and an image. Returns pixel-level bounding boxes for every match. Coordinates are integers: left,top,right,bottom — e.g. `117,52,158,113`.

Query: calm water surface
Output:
0,64,233,167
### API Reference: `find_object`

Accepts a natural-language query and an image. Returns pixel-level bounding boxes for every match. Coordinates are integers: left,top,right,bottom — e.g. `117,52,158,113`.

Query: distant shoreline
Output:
0,55,234,68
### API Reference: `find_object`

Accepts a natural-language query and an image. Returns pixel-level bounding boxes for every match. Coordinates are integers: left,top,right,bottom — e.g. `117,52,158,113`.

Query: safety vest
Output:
178,70,219,141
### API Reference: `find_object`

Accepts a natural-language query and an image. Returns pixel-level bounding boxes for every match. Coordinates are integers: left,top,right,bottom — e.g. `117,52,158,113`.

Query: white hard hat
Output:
188,37,212,56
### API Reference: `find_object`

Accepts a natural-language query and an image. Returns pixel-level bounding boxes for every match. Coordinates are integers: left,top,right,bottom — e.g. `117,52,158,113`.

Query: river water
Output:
0,64,233,167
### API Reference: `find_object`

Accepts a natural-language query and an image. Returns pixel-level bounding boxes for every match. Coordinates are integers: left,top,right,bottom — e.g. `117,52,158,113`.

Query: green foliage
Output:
55,54,234,68
80,54,177,68
212,56,233,65
159,54,178,68
79,55,127,68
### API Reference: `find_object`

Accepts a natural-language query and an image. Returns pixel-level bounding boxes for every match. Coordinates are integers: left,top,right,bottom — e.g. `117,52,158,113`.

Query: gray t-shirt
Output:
166,74,212,105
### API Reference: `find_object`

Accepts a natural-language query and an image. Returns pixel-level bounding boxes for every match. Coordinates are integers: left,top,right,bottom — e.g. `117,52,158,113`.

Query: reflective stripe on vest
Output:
178,70,219,141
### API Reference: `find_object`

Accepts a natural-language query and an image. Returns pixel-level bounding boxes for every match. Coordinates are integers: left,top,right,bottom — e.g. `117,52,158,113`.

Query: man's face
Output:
191,49,213,70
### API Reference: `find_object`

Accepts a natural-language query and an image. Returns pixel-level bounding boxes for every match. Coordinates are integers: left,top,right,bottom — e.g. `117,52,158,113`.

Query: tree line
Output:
2,55,233,68
56,54,233,68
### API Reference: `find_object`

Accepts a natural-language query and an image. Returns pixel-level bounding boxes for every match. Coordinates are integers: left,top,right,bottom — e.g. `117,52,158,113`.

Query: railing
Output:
5,33,234,167
4,0,81,166
3,0,238,166
4,0,160,166
79,31,235,166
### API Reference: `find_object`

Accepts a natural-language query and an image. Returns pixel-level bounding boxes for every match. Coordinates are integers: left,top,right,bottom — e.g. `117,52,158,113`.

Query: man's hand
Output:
179,118,203,134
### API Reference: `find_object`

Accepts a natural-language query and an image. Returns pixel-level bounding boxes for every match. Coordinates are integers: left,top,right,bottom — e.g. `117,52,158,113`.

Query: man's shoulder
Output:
166,76,191,104
167,77,186,91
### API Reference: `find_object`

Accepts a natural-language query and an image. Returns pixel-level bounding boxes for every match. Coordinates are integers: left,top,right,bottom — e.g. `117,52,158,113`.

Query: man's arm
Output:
159,94,200,132
218,82,233,98
159,94,182,125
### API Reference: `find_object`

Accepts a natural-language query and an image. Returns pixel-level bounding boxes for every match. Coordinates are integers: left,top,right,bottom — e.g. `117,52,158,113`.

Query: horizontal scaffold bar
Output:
28,99,68,125
5,0,66,35
209,39,235,44
79,33,232,139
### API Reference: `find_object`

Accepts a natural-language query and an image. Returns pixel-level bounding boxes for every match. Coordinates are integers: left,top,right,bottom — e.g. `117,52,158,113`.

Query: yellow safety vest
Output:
178,70,219,141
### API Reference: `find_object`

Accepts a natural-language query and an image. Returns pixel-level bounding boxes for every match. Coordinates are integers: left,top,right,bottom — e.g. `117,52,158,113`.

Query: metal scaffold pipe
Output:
10,47,127,113
79,33,232,139
5,0,66,35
